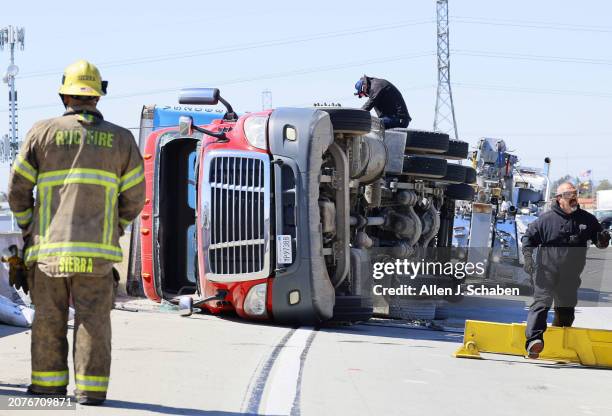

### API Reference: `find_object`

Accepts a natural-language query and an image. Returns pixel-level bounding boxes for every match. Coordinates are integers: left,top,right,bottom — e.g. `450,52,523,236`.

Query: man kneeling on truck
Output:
354,75,411,129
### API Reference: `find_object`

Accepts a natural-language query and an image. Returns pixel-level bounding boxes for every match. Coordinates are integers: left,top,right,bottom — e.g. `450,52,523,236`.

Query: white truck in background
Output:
595,189,612,230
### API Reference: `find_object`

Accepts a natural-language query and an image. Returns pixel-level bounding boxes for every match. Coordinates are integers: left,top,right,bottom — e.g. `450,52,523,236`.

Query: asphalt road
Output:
0,248,610,415
1,300,611,416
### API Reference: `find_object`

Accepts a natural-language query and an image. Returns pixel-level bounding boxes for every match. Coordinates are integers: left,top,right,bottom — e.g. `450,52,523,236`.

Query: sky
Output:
1,0,611,191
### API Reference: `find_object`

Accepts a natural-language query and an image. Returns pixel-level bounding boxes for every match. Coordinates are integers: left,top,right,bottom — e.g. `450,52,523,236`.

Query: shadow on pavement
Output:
102,399,251,415
319,323,465,344
0,324,29,339
0,385,251,415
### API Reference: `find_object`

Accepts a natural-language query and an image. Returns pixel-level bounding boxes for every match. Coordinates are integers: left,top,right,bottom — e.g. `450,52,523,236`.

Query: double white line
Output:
243,327,317,416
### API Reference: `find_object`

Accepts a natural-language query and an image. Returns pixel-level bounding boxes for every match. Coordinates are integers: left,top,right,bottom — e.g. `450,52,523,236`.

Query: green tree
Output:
551,175,575,196
596,179,612,192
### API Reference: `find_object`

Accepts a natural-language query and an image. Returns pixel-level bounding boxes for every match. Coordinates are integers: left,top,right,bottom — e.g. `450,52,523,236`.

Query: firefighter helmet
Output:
59,60,107,97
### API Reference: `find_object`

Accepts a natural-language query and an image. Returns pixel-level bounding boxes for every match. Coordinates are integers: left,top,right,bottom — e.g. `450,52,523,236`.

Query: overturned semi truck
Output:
128,89,477,324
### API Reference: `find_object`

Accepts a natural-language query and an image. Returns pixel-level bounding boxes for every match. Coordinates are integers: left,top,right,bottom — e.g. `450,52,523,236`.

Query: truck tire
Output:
402,130,449,154
464,166,477,184
403,156,447,179
331,295,373,323
445,183,475,201
437,163,465,184
442,140,469,160
319,108,372,135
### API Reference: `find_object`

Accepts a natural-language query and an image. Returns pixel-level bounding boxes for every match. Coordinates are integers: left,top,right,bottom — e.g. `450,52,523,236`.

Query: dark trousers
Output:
381,116,409,129
525,266,581,348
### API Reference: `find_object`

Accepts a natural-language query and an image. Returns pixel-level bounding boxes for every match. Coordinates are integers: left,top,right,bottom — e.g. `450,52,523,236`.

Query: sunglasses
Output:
556,191,578,199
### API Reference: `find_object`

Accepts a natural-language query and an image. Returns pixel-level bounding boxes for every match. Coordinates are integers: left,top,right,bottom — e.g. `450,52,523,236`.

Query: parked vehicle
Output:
595,190,612,230
135,88,476,324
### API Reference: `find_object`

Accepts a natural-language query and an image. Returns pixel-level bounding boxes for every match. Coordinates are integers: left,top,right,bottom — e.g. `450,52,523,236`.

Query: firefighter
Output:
521,182,610,358
354,75,411,129
8,60,145,405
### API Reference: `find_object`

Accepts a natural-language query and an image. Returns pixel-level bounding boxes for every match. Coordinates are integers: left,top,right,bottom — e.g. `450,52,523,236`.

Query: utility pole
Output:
433,0,459,140
261,89,272,110
0,25,25,164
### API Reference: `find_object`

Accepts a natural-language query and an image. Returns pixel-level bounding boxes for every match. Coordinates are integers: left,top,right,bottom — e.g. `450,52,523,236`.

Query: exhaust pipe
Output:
543,157,551,200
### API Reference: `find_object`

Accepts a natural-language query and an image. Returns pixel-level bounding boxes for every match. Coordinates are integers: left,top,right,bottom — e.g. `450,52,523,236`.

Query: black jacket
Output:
361,77,411,122
522,202,602,273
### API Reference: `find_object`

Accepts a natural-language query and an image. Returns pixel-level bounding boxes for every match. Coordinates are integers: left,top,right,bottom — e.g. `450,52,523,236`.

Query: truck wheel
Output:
331,295,373,323
436,163,466,184
319,108,372,135
403,130,449,154
445,183,475,201
403,156,447,179
464,166,477,184
442,140,469,160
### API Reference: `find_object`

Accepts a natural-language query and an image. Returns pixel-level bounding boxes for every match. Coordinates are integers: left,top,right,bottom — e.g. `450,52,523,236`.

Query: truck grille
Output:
204,151,270,280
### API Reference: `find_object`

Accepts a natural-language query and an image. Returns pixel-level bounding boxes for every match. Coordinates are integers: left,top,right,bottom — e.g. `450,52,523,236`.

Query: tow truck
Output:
452,137,551,289
132,88,477,324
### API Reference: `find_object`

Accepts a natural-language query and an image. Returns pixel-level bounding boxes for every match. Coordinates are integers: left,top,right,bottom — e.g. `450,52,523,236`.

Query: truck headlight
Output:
244,283,268,317
244,115,268,150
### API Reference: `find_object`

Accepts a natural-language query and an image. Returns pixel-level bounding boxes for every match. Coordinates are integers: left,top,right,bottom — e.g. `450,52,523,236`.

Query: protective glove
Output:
597,230,611,248
2,245,29,294
523,251,535,275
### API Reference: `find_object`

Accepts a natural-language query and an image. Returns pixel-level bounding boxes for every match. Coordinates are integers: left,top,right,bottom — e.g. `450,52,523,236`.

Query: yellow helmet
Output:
58,60,107,97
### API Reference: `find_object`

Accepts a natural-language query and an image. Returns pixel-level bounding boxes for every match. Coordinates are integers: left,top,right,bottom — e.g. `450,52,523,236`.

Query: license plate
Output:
276,235,293,264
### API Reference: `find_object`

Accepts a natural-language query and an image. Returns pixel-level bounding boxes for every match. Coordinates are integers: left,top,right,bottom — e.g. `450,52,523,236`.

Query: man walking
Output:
354,75,411,129
8,60,145,405
521,182,610,358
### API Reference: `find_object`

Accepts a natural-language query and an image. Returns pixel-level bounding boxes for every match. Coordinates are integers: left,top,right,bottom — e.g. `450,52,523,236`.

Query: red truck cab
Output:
138,88,476,324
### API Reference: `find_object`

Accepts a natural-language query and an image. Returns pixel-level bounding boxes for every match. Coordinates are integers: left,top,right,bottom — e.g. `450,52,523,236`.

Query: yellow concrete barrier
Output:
454,320,612,368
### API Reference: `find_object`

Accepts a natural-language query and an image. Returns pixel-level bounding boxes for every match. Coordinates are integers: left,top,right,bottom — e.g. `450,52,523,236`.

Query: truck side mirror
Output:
179,88,220,105
179,115,194,137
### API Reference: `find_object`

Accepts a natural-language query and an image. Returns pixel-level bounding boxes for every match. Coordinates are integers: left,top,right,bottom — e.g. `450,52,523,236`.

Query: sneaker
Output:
76,396,105,406
526,339,544,359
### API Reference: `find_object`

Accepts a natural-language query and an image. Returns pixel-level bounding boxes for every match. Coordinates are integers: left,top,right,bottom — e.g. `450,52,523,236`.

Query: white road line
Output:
259,327,315,416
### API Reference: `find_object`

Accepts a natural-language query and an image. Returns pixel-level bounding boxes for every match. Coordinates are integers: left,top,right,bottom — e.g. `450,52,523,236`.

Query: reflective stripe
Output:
119,217,131,227
13,155,37,183
103,187,114,245
26,242,122,263
39,186,50,240
36,168,120,246
38,168,118,188
77,114,95,122
119,165,144,192
32,370,69,387
76,374,109,392
13,208,32,226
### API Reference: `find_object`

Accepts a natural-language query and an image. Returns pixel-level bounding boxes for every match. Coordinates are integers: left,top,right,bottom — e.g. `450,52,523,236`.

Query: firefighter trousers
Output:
30,266,114,400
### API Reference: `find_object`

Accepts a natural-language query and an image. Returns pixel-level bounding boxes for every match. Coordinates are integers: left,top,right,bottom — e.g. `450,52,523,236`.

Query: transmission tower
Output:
433,0,459,140
261,89,272,110
0,25,25,163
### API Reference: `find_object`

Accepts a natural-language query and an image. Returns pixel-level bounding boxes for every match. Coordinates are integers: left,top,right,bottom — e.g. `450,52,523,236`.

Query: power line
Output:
0,52,436,112
453,50,612,66
454,82,612,99
452,16,612,34
119,85,439,130
461,132,612,137
18,19,434,79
